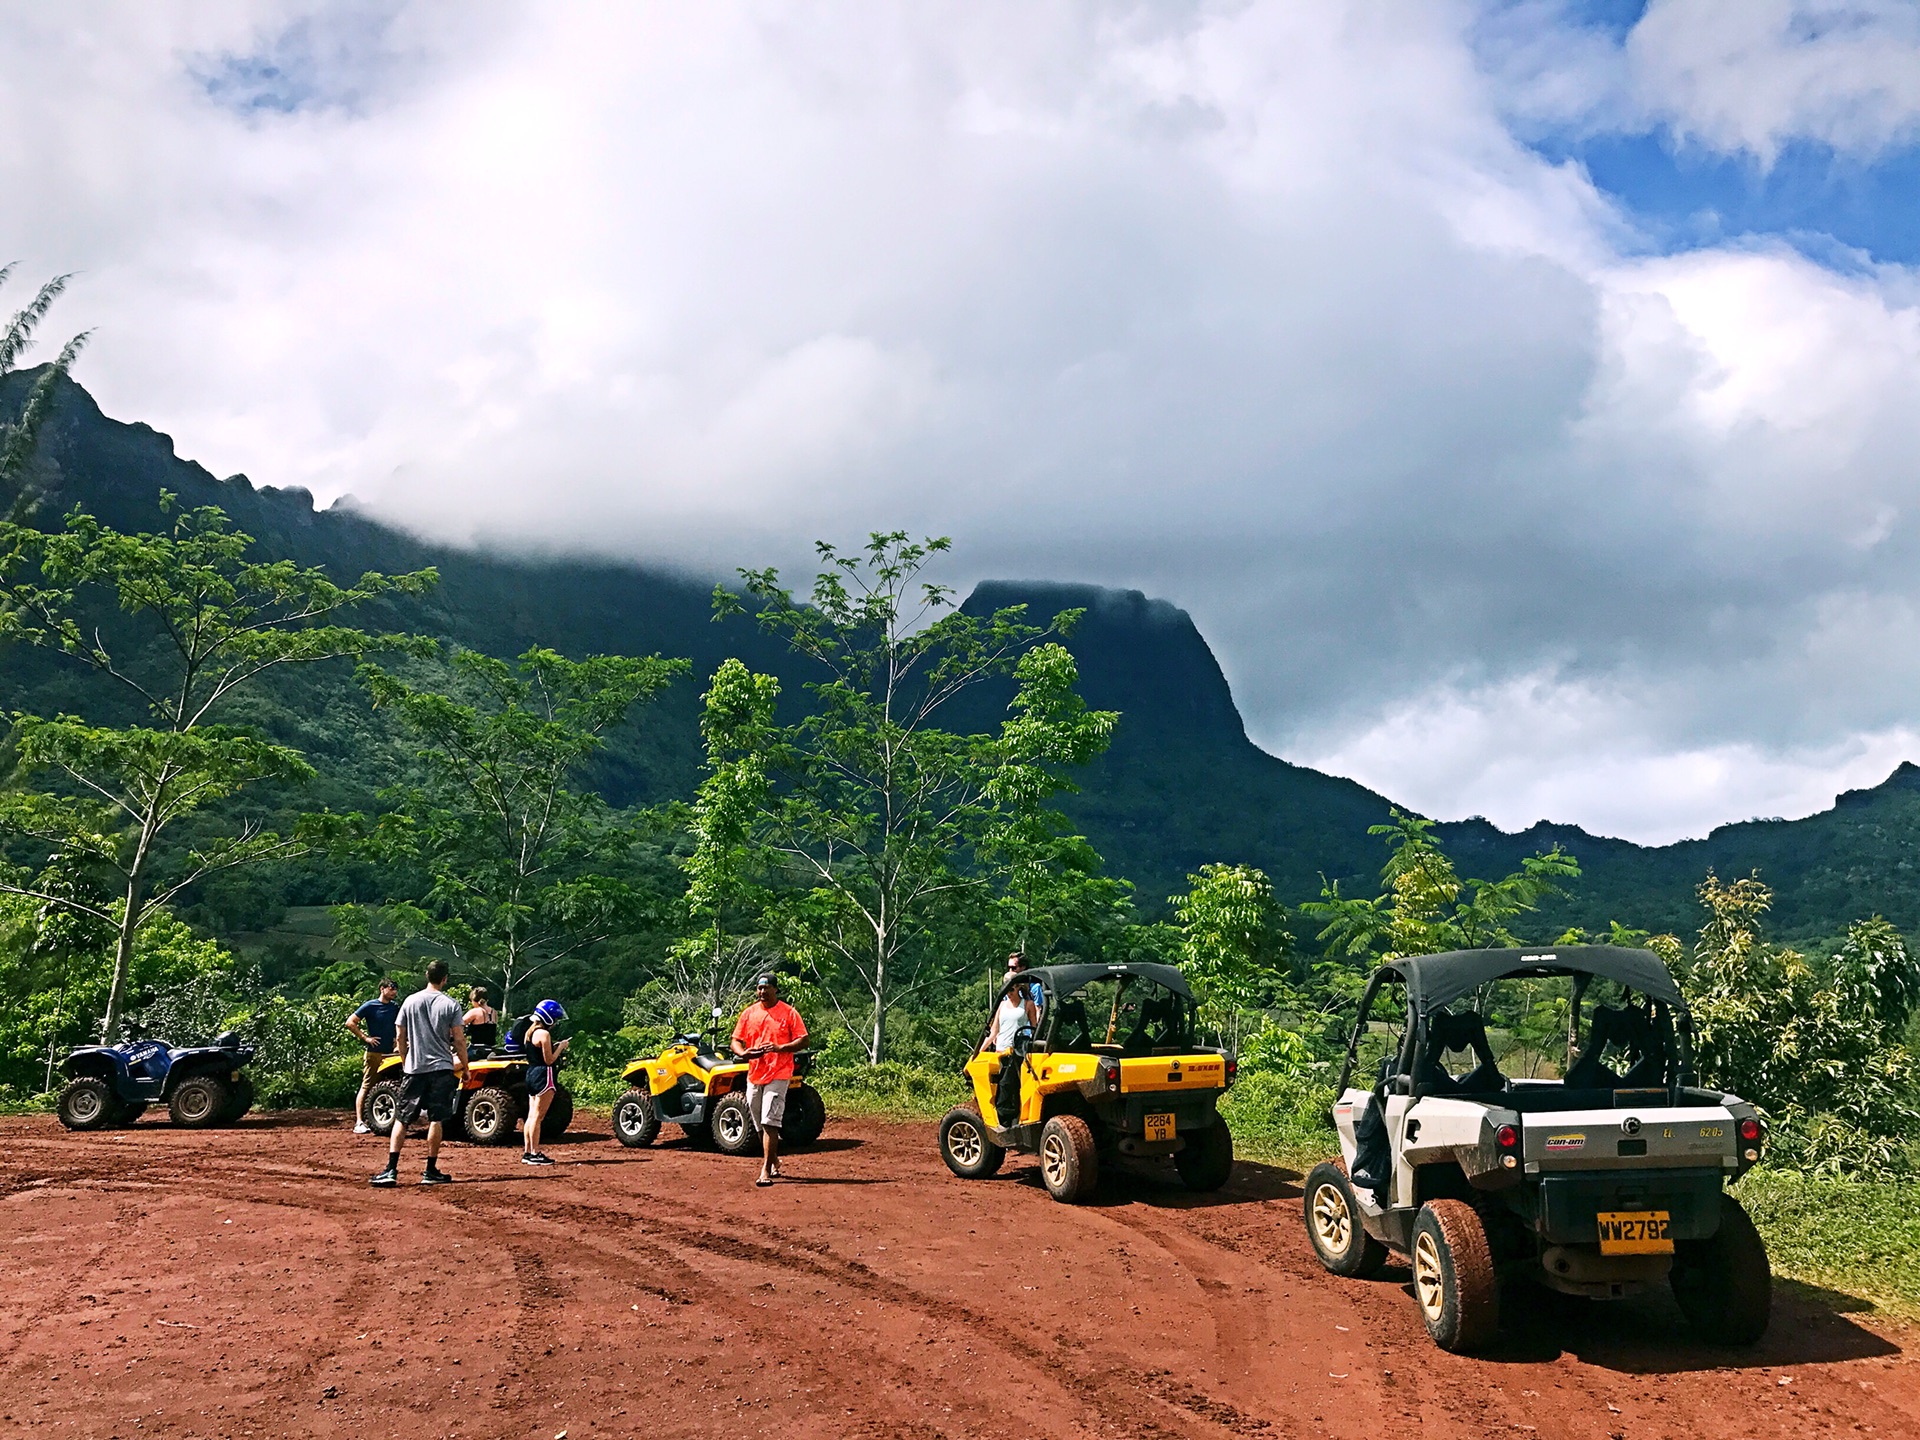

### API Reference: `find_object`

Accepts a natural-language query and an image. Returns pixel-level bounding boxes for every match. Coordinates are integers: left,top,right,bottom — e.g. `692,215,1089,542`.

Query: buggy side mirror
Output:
711,1006,724,1020
1386,1074,1412,1096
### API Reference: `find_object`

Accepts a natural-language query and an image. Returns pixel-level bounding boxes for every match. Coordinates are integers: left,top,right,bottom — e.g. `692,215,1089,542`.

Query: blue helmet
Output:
533,999,566,1025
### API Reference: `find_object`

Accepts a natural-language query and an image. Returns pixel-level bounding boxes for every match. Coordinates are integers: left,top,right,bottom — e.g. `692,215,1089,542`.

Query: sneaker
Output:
421,1165,452,1185
352,1122,372,1135
521,1152,554,1166
370,1166,399,1187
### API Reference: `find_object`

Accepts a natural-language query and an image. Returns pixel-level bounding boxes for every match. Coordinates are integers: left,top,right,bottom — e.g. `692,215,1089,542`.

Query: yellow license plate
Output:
1597,1210,1673,1255
1144,1112,1176,1143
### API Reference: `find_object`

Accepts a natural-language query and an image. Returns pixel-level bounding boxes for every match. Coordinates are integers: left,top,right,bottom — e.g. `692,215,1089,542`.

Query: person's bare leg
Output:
354,1079,368,1127
525,1093,546,1155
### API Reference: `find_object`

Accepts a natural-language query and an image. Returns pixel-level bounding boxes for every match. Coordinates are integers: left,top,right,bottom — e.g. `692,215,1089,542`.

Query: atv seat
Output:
1565,1003,1666,1090
692,1052,729,1071
1418,1009,1504,1095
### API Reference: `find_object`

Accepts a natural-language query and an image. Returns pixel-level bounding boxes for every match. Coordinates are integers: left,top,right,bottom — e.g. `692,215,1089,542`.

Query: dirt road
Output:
1,1111,1911,1439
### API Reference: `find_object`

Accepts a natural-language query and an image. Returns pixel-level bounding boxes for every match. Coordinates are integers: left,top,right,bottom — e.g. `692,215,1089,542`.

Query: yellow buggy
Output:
938,961,1237,1202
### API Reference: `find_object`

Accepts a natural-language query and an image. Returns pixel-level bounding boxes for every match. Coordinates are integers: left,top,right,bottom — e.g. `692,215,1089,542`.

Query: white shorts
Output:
746,1079,789,1129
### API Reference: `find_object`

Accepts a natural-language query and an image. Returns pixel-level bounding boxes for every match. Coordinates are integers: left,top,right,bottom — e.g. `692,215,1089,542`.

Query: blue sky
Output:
6,2,1920,844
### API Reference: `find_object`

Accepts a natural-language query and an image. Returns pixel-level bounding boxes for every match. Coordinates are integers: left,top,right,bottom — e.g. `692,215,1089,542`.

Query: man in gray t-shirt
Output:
372,959,469,1187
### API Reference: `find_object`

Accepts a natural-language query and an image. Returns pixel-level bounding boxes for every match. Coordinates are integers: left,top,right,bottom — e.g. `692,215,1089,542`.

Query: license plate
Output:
1144,1112,1176,1143
1597,1210,1673,1255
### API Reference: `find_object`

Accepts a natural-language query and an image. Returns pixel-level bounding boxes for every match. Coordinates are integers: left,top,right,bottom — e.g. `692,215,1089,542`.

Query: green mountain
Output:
5,369,1915,945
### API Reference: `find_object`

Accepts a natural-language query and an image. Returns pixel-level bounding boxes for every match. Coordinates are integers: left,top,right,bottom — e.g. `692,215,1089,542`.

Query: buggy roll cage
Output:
991,962,1202,1056
1334,946,1697,1099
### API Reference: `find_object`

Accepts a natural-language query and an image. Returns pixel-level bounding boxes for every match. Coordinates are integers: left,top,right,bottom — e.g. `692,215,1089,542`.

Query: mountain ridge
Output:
5,367,1917,942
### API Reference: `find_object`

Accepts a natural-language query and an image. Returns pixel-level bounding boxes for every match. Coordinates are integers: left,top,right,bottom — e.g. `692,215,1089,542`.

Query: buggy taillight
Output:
1225,1055,1238,1087
1738,1117,1761,1142
1496,1124,1518,1149
1097,1057,1121,1094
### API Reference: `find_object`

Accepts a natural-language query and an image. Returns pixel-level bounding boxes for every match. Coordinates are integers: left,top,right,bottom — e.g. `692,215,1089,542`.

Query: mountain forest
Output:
3,315,1917,1182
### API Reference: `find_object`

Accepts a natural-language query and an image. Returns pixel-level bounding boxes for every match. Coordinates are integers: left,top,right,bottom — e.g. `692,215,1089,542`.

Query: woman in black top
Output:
522,999,569,1166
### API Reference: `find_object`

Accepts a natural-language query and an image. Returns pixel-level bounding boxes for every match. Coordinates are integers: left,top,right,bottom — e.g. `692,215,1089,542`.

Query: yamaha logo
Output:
1622,1116,1642,1136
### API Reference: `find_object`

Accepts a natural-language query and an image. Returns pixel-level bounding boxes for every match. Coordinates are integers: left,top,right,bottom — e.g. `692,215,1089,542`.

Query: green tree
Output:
1683,872,1919,1175
713,533,1115,1062
1171,862,1291,1048
335,645,686,1016
671,657,780,1014
0,498,435,1038
1304,809,1579,963
0,266,88,505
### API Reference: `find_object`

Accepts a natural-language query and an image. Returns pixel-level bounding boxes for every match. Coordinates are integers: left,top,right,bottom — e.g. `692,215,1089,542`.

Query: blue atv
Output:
56,1031,257,1131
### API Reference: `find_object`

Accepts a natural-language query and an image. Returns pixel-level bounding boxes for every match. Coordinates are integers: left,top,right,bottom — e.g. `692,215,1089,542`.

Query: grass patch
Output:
1736,1168,1920,1320
812,1061,964,1122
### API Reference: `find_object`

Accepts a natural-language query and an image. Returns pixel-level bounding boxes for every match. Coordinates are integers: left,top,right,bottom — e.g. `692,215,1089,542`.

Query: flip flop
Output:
755,1177,773,1187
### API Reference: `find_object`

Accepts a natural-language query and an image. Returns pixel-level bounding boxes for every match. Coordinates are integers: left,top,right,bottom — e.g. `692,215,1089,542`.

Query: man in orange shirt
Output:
730,972,809,1187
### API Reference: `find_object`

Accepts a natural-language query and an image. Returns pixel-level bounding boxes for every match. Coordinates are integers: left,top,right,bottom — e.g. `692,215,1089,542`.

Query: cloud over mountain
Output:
4,0,1918,843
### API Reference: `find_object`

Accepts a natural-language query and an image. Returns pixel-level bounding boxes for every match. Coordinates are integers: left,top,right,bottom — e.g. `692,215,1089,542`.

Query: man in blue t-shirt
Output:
344,977,400,1135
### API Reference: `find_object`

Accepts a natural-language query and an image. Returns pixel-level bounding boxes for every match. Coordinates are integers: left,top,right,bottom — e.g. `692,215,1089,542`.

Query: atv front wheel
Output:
463,1086,520,1145
541,1086,573,1139
366,1078,404,1133
1174,1120,1234,1192
1410,1199,1499,1353
1304,1160,1390,1278
939,1105,1005,1179
682,1119,715,1149
57,1076,116,1131
710,1092,759,1155
612,1088,661,1148
1672,1193,1771,1345
783,1085,827,1148
110,1099,149,1127
1039,1114,1099,1203
168,1075,230,1129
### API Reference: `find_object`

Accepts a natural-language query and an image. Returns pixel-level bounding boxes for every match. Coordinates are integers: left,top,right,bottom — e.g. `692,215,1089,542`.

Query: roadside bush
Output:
1736,1167,1920,1316
1684,876,1920,1177
1219,1067,1336,1165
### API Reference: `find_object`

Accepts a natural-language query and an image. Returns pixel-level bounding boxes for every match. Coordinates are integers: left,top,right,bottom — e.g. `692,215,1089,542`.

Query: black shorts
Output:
399,1069,459,1125
526,1064,555,1097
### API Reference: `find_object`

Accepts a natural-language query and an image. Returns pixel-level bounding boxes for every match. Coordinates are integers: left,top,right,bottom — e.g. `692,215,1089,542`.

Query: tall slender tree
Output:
0,497,435,1037
713,533,1115,1062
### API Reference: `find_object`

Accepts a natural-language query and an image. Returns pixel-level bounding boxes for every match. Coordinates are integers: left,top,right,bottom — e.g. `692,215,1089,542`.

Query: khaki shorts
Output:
746,1079,789,1130
361,1050,391,1088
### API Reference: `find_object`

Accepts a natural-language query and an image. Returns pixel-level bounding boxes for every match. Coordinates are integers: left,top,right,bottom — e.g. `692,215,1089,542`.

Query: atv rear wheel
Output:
463,1085,520,1144
1672,1193,1771,1345
1304,1161,1390,1278
1174,1120,1234,1192
221,1077,255,1124
168,1075,230,1129
1039,1114,1099,1203
783,1085,827,1147
939,1105,1006,1179
1411,1199,1499,1352
612,1088,661,1148
711,1091,759,1155
366,1078,404,1133
57,1076,116,1131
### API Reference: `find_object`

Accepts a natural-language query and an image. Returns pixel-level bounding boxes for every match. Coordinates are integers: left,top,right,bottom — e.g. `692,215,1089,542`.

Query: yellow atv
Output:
363,1025,572,1145
610,1025,826,1154
938,961,1237,1202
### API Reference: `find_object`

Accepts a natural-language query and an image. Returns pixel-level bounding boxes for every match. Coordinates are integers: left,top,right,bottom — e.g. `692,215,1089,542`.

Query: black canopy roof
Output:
1374,945,1684,1016
1019,961,1194,1003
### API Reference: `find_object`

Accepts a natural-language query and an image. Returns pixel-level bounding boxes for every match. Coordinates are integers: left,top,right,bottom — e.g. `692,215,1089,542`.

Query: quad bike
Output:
937,961,1238,1203
610,1021,826,1154
363,1024,572,1145
1304,944,1771,1353
57,1030,257,1131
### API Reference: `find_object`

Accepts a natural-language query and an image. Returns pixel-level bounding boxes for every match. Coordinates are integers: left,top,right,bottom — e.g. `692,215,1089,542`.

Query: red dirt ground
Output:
1,1110,1912,1440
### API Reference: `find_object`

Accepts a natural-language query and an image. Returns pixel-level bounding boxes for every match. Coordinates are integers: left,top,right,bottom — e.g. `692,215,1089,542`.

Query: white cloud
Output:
1486,0,1920,163
5,1,1920,843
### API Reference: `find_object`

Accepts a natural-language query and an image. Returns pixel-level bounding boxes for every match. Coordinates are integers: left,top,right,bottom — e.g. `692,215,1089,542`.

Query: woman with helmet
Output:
521,999,570,1167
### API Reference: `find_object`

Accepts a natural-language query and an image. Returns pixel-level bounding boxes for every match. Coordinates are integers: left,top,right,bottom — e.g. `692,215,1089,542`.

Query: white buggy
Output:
1303,945,1772,1352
